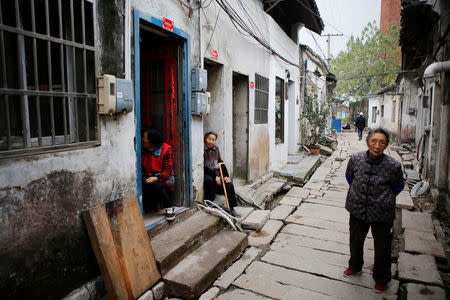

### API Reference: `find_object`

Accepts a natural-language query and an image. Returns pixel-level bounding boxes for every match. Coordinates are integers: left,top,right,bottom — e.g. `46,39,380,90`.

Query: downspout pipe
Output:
423,60,450,79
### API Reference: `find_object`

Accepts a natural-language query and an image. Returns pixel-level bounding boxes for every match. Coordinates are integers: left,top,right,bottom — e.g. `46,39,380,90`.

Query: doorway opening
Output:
137,19,187,227
232,72,249,180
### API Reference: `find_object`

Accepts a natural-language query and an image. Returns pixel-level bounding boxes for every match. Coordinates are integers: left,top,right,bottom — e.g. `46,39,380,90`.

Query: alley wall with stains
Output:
0,1,136,299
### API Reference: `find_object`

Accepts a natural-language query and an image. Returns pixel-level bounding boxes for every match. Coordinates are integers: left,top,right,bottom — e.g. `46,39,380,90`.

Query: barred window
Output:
0,0,98,158
254,74,268,124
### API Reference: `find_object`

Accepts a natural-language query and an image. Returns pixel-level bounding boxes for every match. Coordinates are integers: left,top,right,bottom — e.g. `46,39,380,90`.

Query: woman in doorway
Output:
141,129,176,220
203,131,239,216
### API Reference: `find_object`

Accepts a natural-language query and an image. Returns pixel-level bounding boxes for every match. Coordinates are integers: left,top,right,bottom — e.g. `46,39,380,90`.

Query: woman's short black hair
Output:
146,129,164,147
204,131,218,140
366,127,390,146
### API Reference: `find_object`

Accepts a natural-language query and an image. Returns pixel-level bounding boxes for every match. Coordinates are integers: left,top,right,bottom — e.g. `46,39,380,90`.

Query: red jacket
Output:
142,142,175,191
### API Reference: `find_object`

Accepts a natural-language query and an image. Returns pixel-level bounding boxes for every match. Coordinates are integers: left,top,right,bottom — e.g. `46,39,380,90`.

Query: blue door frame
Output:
134,9,192,213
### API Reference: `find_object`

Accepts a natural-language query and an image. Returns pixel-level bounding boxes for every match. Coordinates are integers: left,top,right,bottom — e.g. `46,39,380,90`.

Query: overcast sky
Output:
299,0,381,60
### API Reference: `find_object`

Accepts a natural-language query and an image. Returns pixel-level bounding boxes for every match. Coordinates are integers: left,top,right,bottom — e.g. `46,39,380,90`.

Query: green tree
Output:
301,87,330,147
331,22,400,101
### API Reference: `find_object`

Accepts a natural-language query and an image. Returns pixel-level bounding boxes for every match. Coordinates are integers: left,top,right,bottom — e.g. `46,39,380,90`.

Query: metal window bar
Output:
45,0,56,145
254,74,269,124
0,3,12,150
16,0,31,148
58,0,68,144
0,24,95,52
31,0,42,147
0,0,98,157
82,0,89,141
70,0,79,143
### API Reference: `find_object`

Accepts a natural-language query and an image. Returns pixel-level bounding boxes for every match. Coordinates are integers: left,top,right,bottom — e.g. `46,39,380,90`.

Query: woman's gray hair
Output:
366,128,390,146
204,131,218,140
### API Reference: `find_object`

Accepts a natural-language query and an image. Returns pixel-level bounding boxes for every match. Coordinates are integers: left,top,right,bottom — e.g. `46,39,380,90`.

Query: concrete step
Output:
277,155,321,184
163,230,248,299
151,211,222,275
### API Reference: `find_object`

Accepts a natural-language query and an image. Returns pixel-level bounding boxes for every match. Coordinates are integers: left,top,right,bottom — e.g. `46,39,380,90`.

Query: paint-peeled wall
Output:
0,1,137,298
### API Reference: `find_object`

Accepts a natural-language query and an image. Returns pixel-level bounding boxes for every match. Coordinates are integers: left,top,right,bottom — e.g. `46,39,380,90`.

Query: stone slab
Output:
234,206,254,220
303,181,324,191
151,282,165,300
279,195,302,206
285,215,349,234
217,289,270,300
163,230,247,299
405,170,421,181
403,283,446,300
304,197,345,208
233,261,396,300
270,204,295,220
398,252,443,286
137,289,154,300
248,220,284,247
214,247,261,289
241,210,270,230
282,223,353,245
402,154,415,161
319,144,333,156
402,211,434,233
291,203,349,224
396,192,414,210
198,287,220,300
404,229,446,259
261,248,398,293
269,241,375,272
285,186,310,199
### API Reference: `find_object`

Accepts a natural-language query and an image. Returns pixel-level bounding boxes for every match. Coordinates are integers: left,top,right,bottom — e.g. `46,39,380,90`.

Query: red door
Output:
141,44,177,146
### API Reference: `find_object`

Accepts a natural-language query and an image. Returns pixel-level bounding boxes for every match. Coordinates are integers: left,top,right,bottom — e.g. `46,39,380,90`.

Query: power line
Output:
215,0,300,68
309,31,327,60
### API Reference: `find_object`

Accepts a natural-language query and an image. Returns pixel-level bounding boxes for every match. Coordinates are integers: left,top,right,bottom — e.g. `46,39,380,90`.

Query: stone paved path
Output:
199,132,446,300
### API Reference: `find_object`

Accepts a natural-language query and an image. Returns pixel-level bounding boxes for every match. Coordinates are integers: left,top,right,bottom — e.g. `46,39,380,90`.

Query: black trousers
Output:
348,215,393,284
142,181,171,212
204,174,237,208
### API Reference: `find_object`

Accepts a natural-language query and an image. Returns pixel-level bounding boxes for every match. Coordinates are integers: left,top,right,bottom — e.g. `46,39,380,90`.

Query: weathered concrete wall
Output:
200,0,301,180
0,1,136,298
399,79,418,142
368,96,380,127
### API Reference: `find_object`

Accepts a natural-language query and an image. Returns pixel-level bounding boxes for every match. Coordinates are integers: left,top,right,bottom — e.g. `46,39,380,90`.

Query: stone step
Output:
277,155,321,184
163,230,248,299
151,211,222,275
235,177,286,208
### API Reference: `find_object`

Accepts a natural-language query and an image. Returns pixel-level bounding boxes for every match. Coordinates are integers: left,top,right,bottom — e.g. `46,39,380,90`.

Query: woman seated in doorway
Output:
203,131,239,216
141,128,175,220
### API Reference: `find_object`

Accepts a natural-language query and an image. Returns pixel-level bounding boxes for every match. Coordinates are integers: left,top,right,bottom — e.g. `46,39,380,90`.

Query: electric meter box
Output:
115,78,133,114
97,75,133,115
191,68,207,92
191,92,210,116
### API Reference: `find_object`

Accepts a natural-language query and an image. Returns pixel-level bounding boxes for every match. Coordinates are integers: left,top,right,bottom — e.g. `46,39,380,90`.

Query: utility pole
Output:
321,33,343,67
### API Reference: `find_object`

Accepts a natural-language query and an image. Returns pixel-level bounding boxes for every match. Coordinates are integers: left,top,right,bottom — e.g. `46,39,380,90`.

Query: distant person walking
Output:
343,128,404,293
354,112,366,140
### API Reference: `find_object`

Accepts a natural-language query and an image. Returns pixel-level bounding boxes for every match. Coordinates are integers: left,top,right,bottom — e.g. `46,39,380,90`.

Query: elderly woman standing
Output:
343,128,404,293
203,131,239,216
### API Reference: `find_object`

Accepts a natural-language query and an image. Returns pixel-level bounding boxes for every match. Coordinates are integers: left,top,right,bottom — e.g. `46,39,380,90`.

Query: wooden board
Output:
83,194,160,300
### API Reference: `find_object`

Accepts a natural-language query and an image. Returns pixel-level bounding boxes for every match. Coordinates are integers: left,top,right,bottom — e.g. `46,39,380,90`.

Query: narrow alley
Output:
198,131,447,299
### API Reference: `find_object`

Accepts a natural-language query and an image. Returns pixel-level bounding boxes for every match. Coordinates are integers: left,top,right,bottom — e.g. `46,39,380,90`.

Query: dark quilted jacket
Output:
345,151,404,223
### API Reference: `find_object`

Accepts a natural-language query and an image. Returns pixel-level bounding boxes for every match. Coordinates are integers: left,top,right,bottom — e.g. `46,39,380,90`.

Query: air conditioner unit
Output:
407,108,416,115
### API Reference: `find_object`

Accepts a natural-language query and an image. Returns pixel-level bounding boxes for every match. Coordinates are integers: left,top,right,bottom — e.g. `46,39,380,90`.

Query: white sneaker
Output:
165,207,175,221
